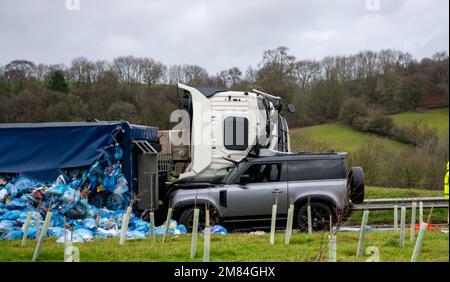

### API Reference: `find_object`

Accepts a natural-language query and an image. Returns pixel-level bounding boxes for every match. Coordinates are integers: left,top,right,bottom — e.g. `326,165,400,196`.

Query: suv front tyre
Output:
297,202,332,232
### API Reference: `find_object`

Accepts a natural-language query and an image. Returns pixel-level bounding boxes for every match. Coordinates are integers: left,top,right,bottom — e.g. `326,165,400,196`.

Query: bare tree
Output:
259,46,296,82
112,55,141,84
167,64,183,84
219,67,242,88
293,60,321,89
182,64,209,86
3,60,37,81
140,58,167,86
69,57,95,84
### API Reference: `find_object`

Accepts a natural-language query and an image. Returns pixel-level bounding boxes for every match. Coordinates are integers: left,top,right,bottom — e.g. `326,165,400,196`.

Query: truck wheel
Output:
348,167,365,204
297,202,332,232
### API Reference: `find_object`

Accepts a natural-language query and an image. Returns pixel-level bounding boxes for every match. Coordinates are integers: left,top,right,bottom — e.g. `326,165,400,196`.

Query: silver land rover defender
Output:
168,152,364,232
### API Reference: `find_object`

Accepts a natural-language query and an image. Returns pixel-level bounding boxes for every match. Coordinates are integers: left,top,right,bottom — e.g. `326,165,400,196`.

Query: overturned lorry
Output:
0,121,161,213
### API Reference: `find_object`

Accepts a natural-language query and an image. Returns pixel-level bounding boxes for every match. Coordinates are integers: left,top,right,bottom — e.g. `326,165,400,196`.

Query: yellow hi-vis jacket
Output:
445,161,449,200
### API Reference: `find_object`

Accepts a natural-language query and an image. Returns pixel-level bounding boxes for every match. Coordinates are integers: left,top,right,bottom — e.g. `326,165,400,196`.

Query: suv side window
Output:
288,159,345,181
240,163,283,183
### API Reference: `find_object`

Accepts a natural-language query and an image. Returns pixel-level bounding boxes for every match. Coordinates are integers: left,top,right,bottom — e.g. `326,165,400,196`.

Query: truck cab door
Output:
225,162,287,218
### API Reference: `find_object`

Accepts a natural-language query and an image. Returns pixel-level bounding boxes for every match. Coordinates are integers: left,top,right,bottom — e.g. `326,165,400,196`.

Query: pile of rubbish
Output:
0,144,188,243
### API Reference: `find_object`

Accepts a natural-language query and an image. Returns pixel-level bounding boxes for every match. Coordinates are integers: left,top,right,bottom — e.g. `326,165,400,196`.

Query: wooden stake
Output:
21,211,32,247
162,208,173,243
356,210,369,257
190,208,200,258
32,211,52,262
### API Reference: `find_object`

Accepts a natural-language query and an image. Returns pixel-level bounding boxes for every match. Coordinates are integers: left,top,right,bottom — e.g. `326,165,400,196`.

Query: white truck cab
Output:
174,83,293,183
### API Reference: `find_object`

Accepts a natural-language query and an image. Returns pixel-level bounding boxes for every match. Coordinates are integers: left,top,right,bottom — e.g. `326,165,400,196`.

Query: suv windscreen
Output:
216,161,247,184
239,163,282,183
287,159,345,181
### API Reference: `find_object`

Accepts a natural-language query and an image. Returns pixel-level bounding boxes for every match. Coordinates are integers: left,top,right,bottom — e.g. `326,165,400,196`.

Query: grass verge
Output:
0,230,447,262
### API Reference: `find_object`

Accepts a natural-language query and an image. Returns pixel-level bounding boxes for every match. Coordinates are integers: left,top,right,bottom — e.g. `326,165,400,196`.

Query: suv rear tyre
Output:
297,202,332,232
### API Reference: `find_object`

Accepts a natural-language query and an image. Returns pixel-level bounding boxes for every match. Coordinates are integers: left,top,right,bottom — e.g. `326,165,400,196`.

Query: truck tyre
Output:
348,167,365,204
297,202,332,232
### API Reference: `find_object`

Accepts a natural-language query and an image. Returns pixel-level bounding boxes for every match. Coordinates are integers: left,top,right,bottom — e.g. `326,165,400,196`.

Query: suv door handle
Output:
272,188,283,194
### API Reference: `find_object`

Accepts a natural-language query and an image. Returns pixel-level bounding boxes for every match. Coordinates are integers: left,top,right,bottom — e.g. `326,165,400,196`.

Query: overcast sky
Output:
0,0,448,74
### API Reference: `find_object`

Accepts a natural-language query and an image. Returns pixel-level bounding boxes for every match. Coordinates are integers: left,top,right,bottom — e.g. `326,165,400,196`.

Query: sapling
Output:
149,211,156,244
393,204,398,231
162,207,173,243
410,202,417,241
400,206,406,247
190,208,200,258
307,203,312,235
328,235,337,262
356,210,369,257
284,204,294,245
32,211,52,262
411,207,433,262
203,207,211,262
119,206,132,246
21,211,32,247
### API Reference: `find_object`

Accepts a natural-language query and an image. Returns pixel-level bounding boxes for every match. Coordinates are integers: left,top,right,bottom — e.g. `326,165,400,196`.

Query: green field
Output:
290,123,412,153
291,107,449,153
391,107,449,138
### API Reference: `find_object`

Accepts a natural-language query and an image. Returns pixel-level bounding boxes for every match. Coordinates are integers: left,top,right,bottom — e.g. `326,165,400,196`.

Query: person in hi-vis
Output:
445,161,449,200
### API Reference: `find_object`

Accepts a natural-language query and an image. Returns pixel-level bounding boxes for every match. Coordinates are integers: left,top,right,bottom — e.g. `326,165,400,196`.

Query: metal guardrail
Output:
353,197,449,210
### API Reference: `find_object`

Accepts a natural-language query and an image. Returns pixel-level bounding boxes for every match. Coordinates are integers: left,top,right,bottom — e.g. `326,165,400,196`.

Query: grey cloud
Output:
0,0,448,74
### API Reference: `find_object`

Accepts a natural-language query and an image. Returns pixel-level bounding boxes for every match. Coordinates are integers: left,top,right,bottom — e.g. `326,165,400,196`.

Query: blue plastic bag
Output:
105,193,125,211
82,218,97,230
12,177,37,194
46,184,68,197
3,210,22,220
5,199,28,210
113,176,128,195
211,225,227,235
47,227,65,238
127,230,146,239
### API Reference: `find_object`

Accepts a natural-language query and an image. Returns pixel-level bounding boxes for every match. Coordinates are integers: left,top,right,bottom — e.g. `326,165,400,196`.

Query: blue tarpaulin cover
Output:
0,121,158,183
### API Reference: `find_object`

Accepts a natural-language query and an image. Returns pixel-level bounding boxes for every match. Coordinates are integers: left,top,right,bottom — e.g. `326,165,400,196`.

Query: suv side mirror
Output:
240,174,251,184
287,104,296,113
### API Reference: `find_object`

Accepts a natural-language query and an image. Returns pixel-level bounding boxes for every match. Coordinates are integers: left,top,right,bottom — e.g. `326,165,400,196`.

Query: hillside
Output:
291,107,449,153
390,107,449,138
